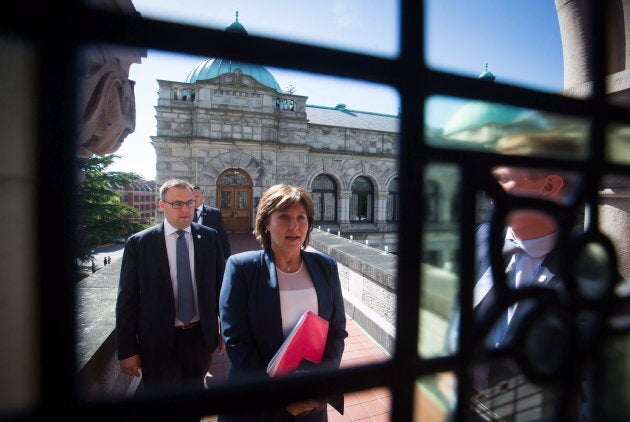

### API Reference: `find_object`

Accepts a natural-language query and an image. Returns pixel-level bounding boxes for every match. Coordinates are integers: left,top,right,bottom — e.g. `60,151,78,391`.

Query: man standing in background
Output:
193,185,232,261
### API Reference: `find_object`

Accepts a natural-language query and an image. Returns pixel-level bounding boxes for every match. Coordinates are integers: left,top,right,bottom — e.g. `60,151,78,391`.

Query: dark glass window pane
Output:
313,174,336,190
420,164,460,358
219,171,251,186
0,36,38,413
387,177,400,222
350,176,373,222
607,123,630,165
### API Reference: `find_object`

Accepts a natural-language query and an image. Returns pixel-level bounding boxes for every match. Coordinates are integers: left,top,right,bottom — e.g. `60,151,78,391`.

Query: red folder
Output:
267,311,329,377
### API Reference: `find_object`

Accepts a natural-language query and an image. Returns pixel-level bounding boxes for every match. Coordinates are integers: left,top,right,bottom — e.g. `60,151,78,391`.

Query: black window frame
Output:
4,1,628,421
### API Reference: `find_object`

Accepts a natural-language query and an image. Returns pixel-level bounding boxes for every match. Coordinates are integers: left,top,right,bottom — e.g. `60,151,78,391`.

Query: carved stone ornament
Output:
75,0,145,157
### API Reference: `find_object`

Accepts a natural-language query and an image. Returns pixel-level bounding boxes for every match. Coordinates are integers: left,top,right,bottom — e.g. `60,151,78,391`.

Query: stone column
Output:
555,0,592,88
339,190,351,231
376,192,388,230
599,176,630,280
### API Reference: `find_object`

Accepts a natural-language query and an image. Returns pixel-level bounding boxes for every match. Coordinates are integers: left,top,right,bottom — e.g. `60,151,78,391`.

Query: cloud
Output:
331,1,364,30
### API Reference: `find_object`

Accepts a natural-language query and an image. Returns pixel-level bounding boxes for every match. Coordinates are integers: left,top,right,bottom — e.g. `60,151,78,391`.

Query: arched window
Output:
311,174,337,223
350,176,373,222
386,177,400,222
424,180,439,223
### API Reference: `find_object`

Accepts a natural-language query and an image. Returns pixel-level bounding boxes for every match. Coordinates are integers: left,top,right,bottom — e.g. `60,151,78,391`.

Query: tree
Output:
74,154,150,261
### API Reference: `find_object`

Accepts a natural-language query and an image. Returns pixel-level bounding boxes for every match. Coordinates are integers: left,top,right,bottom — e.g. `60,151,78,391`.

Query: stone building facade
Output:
152,67,403,249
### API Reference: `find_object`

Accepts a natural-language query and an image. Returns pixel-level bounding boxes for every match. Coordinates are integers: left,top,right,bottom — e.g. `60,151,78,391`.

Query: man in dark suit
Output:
116,179,225,395
440,134,591,420
193,185,231,261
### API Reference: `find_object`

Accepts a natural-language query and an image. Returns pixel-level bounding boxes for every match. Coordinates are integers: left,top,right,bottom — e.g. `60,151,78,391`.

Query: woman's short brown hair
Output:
253,184,315,250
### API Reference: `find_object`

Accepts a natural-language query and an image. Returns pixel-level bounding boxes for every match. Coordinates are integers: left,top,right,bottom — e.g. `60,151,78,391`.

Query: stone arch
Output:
305,157,347,190
207,149,265,186
348,173,378,192
359,161,389,193
305,169,344,192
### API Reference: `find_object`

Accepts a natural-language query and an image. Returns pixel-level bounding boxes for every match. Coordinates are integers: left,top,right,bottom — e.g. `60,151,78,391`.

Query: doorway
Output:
217,169,253,234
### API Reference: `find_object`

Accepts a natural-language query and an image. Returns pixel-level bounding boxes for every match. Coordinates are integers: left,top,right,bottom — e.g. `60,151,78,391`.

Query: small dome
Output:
225,11,248,35
478,63,496,82
184,12,282,92
443,65,531,136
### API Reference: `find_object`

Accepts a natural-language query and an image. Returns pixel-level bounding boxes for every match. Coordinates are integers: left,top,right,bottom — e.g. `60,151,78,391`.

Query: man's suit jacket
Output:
445,223,599,418
444,223,567,355
218,249,347,420
473,223,567,349
198,204,231,260
116,222,225,375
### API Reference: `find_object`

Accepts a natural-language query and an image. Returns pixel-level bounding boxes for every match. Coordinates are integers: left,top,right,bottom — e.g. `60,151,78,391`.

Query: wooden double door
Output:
217,169,253,234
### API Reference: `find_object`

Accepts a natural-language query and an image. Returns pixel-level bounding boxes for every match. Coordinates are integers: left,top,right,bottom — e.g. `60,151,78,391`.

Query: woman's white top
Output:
277,262,318,337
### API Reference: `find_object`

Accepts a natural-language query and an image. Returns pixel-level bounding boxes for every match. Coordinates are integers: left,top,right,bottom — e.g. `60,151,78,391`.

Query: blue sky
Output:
109,0,564,179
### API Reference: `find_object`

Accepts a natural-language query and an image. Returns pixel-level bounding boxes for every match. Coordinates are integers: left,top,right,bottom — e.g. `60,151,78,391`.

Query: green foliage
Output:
75,154,152,261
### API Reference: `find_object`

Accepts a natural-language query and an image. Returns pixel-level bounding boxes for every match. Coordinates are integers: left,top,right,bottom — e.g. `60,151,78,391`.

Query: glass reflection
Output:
434,132,592,417
601,333,630,421
425,95,590,158
607,124,630,165
599,174,630,283
419,164,460,358
572,241,613,300
470,361,559,421
220,191,232,209
522,310,569,379
417,373,454,421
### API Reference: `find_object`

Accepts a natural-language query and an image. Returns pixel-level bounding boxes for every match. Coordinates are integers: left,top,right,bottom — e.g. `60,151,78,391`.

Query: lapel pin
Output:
197,234,201,239
538,275,547,283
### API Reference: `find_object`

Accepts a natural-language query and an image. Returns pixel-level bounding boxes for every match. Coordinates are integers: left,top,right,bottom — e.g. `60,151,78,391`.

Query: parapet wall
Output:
309,229,457,356
76,259,140,397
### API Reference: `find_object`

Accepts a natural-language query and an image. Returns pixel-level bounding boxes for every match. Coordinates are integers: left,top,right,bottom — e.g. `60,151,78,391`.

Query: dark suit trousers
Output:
141,324,211,393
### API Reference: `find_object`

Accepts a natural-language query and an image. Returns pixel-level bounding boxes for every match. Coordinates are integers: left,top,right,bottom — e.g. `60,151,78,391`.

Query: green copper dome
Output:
478,63,496,82
225,11,248,35
443,101,527,135
185,58,282,91
185,12,282,92
443,65,530,136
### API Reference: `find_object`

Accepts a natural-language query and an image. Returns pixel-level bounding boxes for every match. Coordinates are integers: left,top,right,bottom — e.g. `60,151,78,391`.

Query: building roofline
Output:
306,104,399,118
